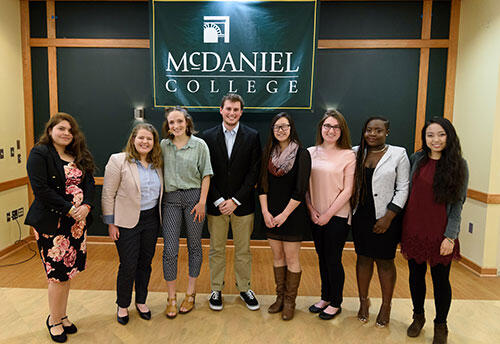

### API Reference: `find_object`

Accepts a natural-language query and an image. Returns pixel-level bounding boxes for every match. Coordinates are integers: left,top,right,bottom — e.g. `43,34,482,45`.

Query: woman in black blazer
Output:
25,113,95,343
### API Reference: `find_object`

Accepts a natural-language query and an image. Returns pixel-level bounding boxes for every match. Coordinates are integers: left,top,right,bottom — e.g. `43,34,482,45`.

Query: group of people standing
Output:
25,93,468,344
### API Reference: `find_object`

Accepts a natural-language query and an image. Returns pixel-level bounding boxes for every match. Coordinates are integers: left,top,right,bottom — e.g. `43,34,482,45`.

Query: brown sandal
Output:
165,295,177,319
179,292,196,314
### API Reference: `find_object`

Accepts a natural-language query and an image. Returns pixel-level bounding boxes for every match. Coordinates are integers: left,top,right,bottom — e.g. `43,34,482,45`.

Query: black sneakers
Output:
209,290,223,311
240,290,260,311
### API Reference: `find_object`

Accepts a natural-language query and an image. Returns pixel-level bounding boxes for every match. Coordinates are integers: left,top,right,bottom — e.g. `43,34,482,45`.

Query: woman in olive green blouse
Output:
161,107,213,318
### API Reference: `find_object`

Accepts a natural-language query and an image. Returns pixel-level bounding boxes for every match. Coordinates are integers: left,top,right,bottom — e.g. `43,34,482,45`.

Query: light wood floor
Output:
1,241,500,343
1,241,499,300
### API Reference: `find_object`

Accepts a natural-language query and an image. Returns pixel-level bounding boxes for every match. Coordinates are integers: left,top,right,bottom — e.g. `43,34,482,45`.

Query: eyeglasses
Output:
272,124,291,132
323,124,341,131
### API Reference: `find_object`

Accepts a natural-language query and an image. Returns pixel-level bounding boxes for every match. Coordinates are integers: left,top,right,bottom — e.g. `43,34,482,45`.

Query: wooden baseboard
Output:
458,256,497,277
0,235,35,259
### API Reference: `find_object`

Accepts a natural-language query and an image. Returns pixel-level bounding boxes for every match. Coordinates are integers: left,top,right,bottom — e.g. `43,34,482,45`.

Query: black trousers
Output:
408,259,452,324
312,216,349,308
115,207,159,308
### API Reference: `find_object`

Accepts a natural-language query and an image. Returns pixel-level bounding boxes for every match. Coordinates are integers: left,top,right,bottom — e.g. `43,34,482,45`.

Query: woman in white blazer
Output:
102,123,163,325
351,116,410,327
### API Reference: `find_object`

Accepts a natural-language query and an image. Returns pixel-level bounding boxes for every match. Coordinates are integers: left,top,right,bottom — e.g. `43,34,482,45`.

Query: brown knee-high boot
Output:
282,270,301,320
268,266,287,313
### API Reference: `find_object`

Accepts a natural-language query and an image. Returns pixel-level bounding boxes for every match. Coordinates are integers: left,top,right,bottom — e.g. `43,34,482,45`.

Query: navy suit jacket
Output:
200,123,261,216
25,144,95,235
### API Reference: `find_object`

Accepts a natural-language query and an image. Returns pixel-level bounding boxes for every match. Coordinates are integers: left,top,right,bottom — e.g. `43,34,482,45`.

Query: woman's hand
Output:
191,202,206,222
262,210,275,228
315,213,331,227
308,206,320,223
273,212,289,228
440,238,454,256
72,205,90,222
108,224,120,241
373,211,396,234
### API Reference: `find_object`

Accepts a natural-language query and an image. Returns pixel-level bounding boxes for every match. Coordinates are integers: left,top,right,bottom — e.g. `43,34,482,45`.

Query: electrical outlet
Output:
0,149,3,159
17,154,21,163
469,222,473,233
12,209,18,220
16,139,21,150
17,207,24,218
10,147,14,157
6,212,10,222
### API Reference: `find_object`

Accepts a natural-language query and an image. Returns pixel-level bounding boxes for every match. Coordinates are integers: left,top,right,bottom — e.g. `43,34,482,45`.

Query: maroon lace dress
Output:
401,159,460,266
34,160,88,282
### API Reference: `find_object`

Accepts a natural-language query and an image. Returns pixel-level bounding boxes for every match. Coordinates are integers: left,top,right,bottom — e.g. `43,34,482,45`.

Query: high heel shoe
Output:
135,304,152,320
165,295,177,319
376,302,392,327
179,292,196,314
46,315,67,343
61,315,77,334
357,297,370,323
116,307,129,325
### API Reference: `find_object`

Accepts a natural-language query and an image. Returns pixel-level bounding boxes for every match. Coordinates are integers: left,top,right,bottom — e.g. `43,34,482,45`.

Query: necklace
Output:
369,145,387,153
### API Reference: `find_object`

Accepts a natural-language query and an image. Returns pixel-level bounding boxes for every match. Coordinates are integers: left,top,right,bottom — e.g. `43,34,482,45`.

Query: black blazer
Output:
200,123,261,216
25,144,95,235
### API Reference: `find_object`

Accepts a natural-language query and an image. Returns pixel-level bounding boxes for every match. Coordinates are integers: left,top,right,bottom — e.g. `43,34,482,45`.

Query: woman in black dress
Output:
25,113,95,343
351,117,410,327
259,112,311,320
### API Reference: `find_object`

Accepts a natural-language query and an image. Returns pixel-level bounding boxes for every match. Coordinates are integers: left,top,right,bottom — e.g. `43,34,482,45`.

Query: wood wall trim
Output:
46,1,58,116
443,0,461,121
414,0,432,151
459,256,498,277
318,39,449,49
467,189,500,204
30,38,151,49
95,177,103,186
0,177,29,192
0,235,35,259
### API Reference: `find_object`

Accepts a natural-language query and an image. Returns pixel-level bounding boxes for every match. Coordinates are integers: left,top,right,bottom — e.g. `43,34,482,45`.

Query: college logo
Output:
203,16,230,43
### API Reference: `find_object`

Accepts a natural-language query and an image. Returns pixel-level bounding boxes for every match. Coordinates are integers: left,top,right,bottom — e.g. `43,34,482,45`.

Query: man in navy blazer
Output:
200,94,261,311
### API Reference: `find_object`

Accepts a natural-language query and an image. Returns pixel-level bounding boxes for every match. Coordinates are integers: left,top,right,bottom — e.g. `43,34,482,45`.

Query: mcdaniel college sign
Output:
151,0,319,110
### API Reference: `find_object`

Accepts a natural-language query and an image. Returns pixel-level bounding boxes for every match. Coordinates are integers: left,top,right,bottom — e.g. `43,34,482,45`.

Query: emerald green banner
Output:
151,0,319,110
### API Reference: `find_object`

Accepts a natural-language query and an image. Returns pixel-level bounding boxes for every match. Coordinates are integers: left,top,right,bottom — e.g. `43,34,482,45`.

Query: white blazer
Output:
102,152,163,228
353,145,410,219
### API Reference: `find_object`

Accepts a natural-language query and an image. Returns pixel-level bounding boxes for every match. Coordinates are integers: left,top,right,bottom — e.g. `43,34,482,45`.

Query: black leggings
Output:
408,259,452,324
312,216,349,308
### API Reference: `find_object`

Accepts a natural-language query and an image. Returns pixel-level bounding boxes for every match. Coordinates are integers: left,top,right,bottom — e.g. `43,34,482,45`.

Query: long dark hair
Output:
37,112,95,175
417,117,466,203
259,112,301,193
351,116,390,209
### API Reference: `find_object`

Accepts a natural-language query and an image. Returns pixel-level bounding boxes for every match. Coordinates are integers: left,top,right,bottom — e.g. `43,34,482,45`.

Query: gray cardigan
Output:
353,145,410,219
409,151,469,240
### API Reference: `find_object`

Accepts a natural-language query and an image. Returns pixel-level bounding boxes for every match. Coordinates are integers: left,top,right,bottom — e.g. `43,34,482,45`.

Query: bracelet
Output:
446,237,455,245
68,206,76,216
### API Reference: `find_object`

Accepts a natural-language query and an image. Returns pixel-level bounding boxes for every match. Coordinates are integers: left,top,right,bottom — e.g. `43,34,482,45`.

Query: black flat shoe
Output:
309,302,330,314
117,307,129,325
136,305,152,320
61,315,77,334
319,307,342,320
46,315,67,343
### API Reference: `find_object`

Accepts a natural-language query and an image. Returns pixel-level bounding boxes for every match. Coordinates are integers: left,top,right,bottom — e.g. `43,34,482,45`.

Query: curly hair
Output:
417,117,466,204
37,112,95,175
351,116,390,209
162,106,197,140
259,112,302,193
124,122,163,169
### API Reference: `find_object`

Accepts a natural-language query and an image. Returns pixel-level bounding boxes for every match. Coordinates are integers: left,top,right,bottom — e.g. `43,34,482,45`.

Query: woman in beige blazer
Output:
102,123,163,325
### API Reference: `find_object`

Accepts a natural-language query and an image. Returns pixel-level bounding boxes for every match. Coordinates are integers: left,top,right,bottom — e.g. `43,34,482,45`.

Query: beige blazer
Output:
102,152,163,228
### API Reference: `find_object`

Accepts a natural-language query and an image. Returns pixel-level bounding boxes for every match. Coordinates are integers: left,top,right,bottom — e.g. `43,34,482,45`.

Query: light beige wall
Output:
453,0,500,272
0,0,30,251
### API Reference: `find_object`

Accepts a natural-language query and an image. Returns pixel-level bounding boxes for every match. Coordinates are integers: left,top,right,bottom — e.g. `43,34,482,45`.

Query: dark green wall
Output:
29,1,451,238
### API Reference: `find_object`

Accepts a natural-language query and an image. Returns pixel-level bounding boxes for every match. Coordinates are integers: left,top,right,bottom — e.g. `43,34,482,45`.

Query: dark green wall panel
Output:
31,48,50,143
431,0,451,39
29,1,47,38
426,48,448,124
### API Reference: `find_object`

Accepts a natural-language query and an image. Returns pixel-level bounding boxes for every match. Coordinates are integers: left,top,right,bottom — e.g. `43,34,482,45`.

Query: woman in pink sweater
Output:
306,110,355,320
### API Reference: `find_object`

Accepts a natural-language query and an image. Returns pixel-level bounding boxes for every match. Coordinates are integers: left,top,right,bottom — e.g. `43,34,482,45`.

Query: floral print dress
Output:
34,161,88,282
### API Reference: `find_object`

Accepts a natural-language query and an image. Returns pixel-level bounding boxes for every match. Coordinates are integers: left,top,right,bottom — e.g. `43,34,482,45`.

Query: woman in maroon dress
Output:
401,117,468,344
